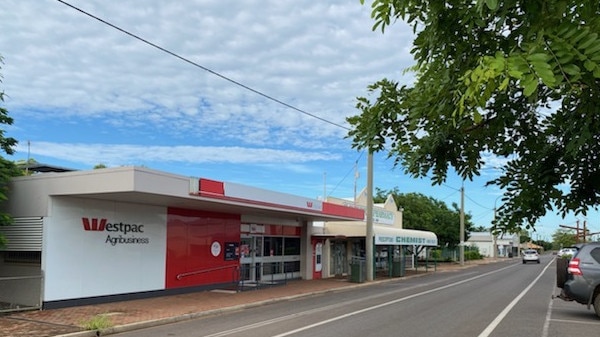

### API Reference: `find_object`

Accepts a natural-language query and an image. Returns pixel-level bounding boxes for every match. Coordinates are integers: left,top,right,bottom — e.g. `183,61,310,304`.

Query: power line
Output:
465,193,494,211
442,183,461,192
439,190,459,202
327,153,364,198
56,0,350,131
57,0,365,196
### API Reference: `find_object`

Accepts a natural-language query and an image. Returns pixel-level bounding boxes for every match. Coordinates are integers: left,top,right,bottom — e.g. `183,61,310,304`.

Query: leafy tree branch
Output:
349,1,600,233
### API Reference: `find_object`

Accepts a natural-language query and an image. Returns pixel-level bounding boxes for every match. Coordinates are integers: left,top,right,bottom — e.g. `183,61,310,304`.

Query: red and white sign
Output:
44,198,167,302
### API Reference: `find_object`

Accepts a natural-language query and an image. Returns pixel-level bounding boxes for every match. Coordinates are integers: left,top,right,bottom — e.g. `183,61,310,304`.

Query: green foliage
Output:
533,239,553,251
349,1,600,234
0,55,20,248
14,158,38,176
80,314,113,331
430,249,442,259
552,229,577,249
464,250,483,261
428,249,454,262
374,188,475,247
465,245,483,260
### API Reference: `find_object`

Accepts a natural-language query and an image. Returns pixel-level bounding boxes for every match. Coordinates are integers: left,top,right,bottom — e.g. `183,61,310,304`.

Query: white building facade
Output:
0,167,363,309
467,232,519,257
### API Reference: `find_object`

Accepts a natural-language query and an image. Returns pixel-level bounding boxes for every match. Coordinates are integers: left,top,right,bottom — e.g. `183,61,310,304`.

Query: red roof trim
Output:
198,178,225,196
322,202,364,219
195,192,363,220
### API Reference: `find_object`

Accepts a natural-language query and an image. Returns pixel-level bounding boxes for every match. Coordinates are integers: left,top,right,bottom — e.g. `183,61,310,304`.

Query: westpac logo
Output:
81,217,149,246
81,218,144,234
82,218,107,231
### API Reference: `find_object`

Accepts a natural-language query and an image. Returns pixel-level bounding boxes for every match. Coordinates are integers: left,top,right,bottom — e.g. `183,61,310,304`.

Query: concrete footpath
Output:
0,259,507,337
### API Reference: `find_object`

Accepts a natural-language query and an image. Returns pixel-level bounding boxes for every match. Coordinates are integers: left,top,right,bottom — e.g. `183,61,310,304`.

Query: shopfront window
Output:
263,262,283,275
284,238,300,255
240,231,301,282
285,261,300,273
255,236,263,257
263,237,283,256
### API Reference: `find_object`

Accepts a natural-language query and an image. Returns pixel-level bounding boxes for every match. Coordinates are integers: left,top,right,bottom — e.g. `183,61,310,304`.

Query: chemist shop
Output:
0,166,363,310
314,190,438,280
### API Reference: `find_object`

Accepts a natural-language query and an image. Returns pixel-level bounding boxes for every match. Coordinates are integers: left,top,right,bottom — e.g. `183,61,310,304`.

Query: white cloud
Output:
1,0,411,153
16,141,340,167
2,1,594,236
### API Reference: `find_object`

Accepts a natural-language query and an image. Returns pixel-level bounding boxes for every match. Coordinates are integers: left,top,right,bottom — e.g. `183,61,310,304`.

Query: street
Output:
113,256,600,337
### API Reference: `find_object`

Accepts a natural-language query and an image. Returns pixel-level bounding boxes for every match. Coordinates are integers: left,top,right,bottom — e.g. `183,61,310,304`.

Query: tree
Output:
0,55,20,248
374,188,475,247
473,225,489,232
15,158,38,175
552,229,577,249
348,1,600,234
519,230,531,244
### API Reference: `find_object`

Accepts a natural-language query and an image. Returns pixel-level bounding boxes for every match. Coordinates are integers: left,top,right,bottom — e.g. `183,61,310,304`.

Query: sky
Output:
1,0,597,242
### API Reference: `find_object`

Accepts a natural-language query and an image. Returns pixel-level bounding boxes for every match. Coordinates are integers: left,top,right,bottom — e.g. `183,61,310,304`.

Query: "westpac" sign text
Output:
81,218,150,246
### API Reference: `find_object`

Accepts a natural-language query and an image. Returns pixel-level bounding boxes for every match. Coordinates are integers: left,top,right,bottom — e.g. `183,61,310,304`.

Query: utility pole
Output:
323,172,326,201
492,195,502,259
561,220,599,243
560,220,584,243
492,207,497,259
460,185,465,266
366,151,374,281
353,161,359,205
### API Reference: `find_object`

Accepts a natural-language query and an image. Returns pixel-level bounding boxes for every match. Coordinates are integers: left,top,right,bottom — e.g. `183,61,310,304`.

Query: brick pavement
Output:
0,259,505,337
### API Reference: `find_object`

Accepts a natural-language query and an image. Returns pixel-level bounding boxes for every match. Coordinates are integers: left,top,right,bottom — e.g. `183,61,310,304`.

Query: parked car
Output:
556,242,600,318
557,247,578,258
522,249,540,264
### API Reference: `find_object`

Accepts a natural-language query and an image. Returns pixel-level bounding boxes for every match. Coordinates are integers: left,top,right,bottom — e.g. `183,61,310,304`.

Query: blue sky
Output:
1,0,597,241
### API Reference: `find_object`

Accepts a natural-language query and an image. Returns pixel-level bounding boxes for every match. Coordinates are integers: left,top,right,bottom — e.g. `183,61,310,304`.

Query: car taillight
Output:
567,257,583,276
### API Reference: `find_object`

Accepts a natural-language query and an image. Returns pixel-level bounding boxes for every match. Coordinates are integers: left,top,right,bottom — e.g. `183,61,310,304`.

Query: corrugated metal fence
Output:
1,217,43,251
0,217,44,312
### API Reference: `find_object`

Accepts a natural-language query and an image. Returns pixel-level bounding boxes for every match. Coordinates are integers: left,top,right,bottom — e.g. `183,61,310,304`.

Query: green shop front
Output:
373,226,439,278
313,190,438,281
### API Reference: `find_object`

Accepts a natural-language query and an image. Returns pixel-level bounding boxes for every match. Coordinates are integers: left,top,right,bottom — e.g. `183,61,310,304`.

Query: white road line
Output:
542,300,555,337
550,318,600,326
477,260,554,337
542,264,556,337
270,263,518,337
205,270,483,337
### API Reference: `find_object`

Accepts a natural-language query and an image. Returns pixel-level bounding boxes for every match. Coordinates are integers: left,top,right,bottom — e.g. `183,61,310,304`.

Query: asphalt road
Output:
113,256,600,337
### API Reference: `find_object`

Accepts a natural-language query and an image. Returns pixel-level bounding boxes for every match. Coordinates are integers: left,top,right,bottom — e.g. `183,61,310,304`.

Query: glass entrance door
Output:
331,241,347,276
240,236,262,283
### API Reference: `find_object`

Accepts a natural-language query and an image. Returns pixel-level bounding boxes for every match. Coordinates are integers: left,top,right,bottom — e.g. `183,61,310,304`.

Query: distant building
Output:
17,161,76,173
467,231,519,257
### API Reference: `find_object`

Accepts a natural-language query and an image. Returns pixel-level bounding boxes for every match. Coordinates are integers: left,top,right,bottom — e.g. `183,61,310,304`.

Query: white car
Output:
522,249,540,264
557,247,577,258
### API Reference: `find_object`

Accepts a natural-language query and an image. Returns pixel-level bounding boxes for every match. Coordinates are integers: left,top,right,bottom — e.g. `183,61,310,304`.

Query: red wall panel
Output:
282,226,301,236
262,224,301,236
166,208,241,289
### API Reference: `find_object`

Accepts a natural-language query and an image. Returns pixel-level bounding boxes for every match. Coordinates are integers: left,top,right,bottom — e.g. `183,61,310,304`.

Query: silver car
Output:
522,249,540,264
